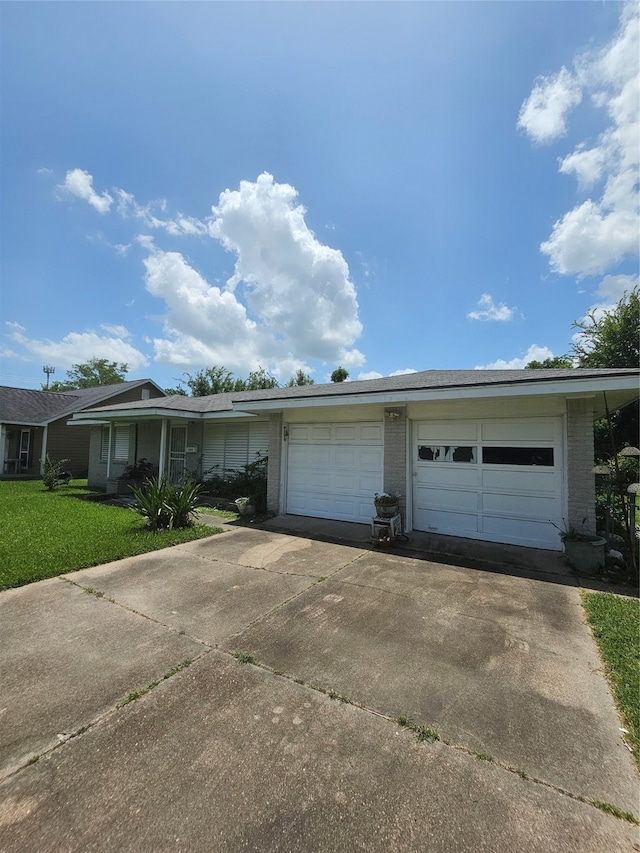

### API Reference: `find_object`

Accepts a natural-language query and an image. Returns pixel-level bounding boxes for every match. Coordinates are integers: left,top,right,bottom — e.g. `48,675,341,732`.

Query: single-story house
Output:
70,368,639,552
0,380,166,479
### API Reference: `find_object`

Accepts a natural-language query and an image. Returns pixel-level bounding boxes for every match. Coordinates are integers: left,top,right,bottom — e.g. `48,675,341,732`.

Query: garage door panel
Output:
481,468,559,495
415,508,479,534
416,422,478,442
481,421,556,442
481,516,558,549
481,491,561,518
417,486,478,512
417,466,479,488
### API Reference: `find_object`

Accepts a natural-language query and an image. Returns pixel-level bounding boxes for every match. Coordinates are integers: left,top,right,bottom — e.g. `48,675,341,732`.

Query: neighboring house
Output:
0,380,166,479
70,369,639,552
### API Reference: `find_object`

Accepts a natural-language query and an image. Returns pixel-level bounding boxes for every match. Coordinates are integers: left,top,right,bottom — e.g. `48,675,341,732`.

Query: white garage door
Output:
413,419,564,550
286,422,383,524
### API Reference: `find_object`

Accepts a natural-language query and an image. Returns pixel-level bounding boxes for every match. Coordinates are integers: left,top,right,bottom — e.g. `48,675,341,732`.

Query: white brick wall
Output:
267,413,282,513
566,398,596,534
383,408,408,517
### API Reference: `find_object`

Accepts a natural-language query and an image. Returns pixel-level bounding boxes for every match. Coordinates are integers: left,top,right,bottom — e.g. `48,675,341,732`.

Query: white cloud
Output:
523,4,640,277
475,344,556,370
357,371,383,380
467,293,517,322
517,67,582,144
37,167,53,176
58,168,113,214
7,325,149,372
116,189,208,236
142,176,367,377
389,368,418,376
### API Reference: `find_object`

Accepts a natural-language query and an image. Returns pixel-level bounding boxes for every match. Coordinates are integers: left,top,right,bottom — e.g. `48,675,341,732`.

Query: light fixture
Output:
385,408,401,419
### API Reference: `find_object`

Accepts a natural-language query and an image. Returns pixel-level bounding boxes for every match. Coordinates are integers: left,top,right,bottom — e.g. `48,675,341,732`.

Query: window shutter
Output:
114,425,130,461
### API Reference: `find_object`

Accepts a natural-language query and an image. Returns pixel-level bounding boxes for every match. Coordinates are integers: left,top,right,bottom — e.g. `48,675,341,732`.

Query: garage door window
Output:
482,447,554,466
418,445,477,463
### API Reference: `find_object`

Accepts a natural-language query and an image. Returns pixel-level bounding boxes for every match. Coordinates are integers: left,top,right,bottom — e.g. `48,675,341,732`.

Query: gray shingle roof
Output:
0,380,165,425
83,368,639,416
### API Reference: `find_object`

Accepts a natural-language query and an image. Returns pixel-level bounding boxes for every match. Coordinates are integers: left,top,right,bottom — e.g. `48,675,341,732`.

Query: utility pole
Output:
43,365,55,389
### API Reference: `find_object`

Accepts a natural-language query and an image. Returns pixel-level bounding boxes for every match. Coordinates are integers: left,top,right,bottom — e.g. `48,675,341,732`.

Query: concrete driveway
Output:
1,522,638,852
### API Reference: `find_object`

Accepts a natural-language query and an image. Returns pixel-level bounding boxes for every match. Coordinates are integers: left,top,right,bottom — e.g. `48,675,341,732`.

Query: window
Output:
418,445,477,463
482,447,554,466
100,426,110,460
113,425,130,461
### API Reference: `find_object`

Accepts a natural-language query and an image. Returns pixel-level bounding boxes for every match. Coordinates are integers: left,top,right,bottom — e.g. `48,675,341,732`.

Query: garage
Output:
286,422,383,524
412,418,564,550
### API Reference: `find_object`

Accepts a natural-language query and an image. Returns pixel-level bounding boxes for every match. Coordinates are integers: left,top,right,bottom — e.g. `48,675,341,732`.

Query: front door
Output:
168,425,187,483
19,429,31,471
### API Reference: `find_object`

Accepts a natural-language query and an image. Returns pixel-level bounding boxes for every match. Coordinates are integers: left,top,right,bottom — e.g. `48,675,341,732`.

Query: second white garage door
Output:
413,418,564,550
286,422,383,524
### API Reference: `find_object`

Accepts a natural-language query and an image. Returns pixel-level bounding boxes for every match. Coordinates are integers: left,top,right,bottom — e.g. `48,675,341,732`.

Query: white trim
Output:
40,424,48,474
158,419,168,479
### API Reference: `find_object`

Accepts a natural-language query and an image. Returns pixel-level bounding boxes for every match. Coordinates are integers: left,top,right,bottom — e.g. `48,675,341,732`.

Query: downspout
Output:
158,418,168,479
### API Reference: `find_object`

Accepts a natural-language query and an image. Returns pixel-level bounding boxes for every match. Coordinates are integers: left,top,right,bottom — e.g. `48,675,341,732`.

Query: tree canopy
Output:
524,356,573,369
171,365,281,396
571,287,639,368
331,366,349,383
286,369,315,387
45,358,128,391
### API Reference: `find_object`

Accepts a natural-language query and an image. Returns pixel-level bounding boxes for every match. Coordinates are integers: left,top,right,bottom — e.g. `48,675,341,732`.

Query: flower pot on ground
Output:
563,535,607,573
374,492,400,518
235,497,255,517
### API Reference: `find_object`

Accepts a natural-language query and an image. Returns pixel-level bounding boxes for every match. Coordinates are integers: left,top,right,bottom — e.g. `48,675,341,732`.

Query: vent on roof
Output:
141,389,150,400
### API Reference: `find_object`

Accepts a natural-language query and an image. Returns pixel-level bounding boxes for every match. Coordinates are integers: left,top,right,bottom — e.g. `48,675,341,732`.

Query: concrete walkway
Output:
1,521,638,851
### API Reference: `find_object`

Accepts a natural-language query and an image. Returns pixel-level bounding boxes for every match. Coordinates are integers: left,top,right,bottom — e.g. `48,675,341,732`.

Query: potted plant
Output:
235,496,255,517
374,491,401,518
551,519,607,573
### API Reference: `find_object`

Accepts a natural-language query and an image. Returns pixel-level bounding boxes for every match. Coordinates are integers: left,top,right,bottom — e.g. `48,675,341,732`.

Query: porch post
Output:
106,423,113,480
40,424,49,475
158,418,168,479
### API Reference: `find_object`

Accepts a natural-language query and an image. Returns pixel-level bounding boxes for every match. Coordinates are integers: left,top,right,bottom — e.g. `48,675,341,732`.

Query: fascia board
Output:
232,375,639,413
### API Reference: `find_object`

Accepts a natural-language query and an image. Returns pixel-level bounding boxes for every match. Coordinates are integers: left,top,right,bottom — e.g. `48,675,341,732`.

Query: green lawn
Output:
582,590,640,769
0,480,225,590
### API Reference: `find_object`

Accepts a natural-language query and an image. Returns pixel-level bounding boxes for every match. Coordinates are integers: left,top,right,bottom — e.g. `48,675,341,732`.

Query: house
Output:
70,368,639,552
0,380,166,479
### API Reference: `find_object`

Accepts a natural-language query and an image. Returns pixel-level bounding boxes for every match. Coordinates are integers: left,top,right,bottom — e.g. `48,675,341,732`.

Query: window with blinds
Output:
202,422,268,477
113,425,130,461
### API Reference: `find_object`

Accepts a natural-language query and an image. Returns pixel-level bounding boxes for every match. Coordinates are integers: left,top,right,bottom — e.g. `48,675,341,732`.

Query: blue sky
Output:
1,1,638,390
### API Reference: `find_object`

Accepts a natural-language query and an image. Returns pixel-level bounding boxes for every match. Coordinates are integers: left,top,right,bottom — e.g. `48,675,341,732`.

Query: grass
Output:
581,590,640,768
0,480,224,590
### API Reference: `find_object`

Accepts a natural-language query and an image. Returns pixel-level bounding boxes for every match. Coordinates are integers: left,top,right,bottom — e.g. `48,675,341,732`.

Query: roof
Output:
0,380,166,426
72,368,639,422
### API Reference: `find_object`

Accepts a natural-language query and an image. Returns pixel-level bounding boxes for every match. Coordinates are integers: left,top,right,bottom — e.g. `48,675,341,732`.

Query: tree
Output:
244,368,279,390
571,288,639,460
525,356,573,369
571,287,639,368
45,358,128,391
180,367,246,397
163,386,188,396
331,366,349,383
287,369,315,387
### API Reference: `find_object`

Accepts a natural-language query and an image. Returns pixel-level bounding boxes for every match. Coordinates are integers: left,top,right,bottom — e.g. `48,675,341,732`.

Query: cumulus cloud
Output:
467,294,517,322
475,344,556,370
7,324,149,372
521,3,639,278
57,169,113,214
141,178,366,378
389,368,418,376
208,173,364,367
517,66,583,144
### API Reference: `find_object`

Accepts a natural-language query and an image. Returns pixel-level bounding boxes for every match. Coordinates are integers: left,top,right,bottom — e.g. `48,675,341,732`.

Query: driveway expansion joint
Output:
59,576,214,650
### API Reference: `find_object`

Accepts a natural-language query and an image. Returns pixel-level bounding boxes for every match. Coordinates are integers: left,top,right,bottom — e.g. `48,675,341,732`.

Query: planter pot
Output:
235,501,255,517
563,536,607,573
374,502,399,519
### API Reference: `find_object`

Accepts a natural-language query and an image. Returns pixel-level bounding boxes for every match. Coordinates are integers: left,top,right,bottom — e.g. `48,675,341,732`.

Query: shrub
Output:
42,455,71,491
131,477,204,530
202,454,267,512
